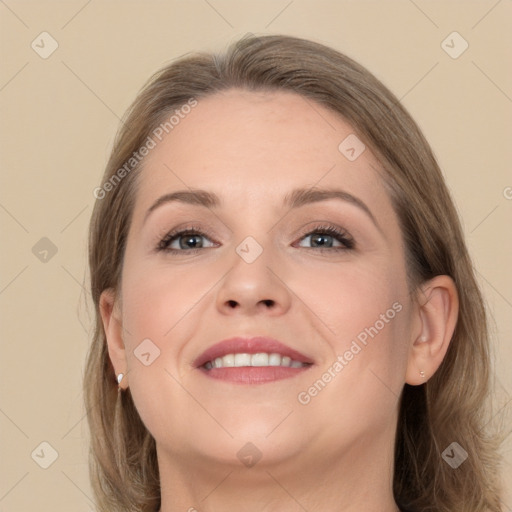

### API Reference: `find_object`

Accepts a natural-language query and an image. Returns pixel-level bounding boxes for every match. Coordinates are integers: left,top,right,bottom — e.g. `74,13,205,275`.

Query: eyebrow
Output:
143,187,381,231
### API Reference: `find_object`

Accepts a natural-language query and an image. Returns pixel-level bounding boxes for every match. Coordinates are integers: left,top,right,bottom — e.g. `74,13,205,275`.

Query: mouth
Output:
194,336,314,384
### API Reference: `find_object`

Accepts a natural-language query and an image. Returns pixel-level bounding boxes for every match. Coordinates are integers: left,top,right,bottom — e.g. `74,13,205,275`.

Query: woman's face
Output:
107,89,420,472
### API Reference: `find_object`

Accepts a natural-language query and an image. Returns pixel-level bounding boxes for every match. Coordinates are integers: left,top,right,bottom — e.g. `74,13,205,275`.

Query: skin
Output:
100,89,458,512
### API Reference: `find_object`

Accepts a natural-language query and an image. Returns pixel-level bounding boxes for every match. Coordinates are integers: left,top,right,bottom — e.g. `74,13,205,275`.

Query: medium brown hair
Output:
85,34,507,512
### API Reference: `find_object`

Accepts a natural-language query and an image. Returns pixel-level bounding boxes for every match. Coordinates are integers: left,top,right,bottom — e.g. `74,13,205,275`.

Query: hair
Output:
85,34,508,512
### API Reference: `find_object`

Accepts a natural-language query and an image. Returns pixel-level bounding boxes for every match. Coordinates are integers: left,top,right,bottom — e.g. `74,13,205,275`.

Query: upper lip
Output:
193,336,315,368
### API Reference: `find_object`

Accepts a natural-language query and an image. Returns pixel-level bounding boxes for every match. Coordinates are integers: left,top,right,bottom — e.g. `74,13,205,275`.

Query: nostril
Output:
225,299,275,308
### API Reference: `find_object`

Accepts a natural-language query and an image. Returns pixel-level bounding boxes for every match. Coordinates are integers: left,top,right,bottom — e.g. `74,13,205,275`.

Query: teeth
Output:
268,353,281,366
204,352,307,369
251,353,268,366
222,354,235,367
234,353,251,366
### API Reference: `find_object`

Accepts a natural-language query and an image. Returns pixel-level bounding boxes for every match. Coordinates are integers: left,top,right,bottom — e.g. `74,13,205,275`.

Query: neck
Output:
156,425,400,512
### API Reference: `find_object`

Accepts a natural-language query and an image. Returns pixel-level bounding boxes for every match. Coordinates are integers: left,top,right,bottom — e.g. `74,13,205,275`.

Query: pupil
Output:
312,234,332,247
180,234,202,249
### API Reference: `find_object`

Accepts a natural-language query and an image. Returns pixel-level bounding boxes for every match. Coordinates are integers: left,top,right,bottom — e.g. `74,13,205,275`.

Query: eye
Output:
295,224,355,251
156,223,355,255
157,226,217,253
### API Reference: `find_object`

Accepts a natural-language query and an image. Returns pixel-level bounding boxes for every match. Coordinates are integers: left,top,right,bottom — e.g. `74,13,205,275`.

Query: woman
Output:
85,34,506,512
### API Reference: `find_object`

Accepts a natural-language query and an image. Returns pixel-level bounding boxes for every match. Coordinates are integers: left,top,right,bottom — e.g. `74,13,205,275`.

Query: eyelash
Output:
156,223,355,255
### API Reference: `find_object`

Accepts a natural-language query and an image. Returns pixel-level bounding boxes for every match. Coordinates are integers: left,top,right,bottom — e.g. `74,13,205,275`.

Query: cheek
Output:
118,263,210,439
119,260,220,396
293,257,410,402
121,261,209,339
295,298,409,454
296,295,409,447
291,256,407,345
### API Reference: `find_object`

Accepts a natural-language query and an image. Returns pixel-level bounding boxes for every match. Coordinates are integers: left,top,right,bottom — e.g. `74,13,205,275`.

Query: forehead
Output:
132,88,390,218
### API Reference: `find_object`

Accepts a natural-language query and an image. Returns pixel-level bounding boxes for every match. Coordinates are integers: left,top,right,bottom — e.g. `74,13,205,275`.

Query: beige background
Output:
1,1,511,510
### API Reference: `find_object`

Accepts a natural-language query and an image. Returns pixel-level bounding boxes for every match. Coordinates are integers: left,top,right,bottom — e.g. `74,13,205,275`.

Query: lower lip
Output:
199,366,311,384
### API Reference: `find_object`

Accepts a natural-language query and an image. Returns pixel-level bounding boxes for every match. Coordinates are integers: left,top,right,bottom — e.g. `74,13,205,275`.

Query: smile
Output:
195,336,314,384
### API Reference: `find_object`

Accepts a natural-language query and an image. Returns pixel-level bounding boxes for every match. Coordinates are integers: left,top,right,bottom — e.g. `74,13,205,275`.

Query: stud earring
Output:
116,373,124,391
419,370,426,378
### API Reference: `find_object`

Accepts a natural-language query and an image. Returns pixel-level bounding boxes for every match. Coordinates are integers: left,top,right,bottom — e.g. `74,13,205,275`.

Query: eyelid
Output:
294,221,351,239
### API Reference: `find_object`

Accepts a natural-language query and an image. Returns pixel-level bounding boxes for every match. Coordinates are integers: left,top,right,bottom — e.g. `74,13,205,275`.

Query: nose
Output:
215,246,292,317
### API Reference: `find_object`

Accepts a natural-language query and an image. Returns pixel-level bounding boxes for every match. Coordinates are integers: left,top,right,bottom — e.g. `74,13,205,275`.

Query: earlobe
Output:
99,288,128,388
406,275,459,385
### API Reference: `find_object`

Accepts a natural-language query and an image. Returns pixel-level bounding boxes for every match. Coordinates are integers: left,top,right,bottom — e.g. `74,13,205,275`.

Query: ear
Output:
99,288,128,389
405,275,459,385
